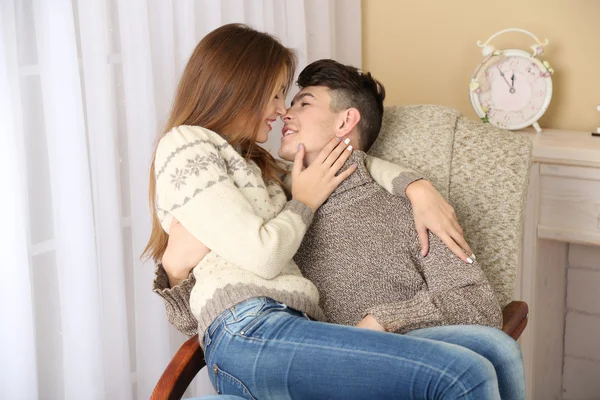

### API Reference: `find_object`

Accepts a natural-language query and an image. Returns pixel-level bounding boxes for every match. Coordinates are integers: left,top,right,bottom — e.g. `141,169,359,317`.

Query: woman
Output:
146,24,522,399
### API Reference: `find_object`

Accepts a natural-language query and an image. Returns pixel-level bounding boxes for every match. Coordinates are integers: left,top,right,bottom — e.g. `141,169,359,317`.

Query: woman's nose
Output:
275,98,287,115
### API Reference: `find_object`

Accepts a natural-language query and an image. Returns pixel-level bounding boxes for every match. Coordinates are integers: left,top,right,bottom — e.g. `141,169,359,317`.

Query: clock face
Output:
470,50,552,130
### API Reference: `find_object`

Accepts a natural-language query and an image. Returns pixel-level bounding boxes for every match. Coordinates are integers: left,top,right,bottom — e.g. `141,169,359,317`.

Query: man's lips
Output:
281,126,298,137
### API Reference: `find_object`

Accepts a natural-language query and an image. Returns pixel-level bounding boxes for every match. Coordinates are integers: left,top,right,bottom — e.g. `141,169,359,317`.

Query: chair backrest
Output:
368,105,533,307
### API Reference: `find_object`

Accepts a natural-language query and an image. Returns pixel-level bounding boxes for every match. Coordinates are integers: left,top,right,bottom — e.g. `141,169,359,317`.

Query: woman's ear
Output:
334,108,361,139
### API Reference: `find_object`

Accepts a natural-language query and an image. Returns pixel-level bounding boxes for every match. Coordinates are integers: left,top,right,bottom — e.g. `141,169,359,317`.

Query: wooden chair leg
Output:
502,301,529,340
150,334,206,400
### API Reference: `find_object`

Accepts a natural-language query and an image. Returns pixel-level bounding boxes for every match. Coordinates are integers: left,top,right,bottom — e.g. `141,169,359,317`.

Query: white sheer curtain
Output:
0,0,361,398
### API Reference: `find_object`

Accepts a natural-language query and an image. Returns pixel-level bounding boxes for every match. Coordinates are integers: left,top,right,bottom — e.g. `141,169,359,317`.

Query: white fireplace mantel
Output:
516,128,600,399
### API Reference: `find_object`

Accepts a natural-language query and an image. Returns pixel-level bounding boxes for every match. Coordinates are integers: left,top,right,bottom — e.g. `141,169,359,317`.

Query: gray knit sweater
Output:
154,151,502,336
294,151,502,333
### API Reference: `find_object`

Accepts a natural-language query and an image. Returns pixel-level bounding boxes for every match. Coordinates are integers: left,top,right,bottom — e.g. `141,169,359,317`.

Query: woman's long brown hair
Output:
142,24,296,262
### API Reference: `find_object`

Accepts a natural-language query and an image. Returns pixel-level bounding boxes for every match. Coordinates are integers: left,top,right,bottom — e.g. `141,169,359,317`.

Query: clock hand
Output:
510,71,516,94
496,64,512,89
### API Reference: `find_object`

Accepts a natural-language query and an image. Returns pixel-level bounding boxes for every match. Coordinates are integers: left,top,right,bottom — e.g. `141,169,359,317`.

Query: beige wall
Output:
362,0,600,131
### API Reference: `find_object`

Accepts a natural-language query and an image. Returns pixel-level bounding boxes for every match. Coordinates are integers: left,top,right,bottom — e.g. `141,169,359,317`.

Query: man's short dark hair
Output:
297,59,385,151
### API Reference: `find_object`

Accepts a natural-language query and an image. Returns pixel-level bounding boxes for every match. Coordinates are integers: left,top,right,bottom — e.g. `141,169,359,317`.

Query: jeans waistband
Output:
207,297,280,337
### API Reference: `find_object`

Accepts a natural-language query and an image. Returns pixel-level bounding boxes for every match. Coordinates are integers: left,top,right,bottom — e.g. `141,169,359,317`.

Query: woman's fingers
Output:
292,143,306,178
291,137,355,212
333,163,357,185
416,224,430,257
328,142,354,174
314,137,344,165
323,138,352,168
451,229,474,259
439,232,473,263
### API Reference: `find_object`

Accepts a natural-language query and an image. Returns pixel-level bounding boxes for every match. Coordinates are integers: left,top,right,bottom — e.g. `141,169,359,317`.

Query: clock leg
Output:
596,105,600,134
533,122,542,133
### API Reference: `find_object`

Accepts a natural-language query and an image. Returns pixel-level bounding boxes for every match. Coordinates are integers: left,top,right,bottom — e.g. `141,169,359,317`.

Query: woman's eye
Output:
301,102,309,107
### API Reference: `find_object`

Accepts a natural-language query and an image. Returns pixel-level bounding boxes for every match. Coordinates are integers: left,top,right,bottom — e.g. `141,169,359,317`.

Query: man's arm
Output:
153,263,198,337
364,232,503,334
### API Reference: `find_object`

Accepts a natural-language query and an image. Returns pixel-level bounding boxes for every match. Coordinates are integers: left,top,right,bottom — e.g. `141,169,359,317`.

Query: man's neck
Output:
304,137,361,167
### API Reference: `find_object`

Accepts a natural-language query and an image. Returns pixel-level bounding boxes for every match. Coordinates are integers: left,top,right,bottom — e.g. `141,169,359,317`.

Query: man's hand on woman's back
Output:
162,218,211,288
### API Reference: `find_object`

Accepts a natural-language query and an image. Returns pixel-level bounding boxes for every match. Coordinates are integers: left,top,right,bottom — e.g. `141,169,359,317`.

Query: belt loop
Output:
204,329,212,347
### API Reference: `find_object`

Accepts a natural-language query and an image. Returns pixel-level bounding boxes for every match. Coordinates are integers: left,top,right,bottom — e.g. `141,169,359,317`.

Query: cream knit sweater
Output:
154,125,420,341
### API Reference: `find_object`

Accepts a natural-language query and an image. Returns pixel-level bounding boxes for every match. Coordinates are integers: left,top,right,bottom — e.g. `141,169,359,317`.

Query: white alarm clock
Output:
469,28,554,133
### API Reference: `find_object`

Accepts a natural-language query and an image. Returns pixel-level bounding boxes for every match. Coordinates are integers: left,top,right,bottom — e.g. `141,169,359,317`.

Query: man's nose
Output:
282,112,293,121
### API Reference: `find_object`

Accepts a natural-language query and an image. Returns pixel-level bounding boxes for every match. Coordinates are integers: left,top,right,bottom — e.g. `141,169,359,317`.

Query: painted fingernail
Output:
298,143,303,150
470,253,477,260
466,257,474,264
421,250,426,257
336,137,342,141
347,145,353,151
344,138,350,144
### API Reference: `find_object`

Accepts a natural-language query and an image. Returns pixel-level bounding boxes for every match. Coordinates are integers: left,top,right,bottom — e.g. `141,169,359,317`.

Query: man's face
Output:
278,86,340,164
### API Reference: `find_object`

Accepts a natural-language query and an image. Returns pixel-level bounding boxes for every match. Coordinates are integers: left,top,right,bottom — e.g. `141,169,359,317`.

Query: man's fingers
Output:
292,143,305,177
416,226,430,257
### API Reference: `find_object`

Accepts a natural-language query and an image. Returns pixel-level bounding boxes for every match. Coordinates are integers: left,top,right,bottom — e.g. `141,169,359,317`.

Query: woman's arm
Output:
152,263,198,337
156,126,354,280
151,219,209,337
365,155,423,198
365,155,474,262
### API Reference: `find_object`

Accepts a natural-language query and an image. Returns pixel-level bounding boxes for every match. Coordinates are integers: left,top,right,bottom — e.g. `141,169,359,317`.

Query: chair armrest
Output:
150,334,206,400
502,301,529,340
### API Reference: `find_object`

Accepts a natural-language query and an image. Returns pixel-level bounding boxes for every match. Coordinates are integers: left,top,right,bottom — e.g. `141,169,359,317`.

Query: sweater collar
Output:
328,150,373,197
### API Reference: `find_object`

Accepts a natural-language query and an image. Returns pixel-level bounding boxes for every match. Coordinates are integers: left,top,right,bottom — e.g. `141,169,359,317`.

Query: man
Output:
277,59,501,332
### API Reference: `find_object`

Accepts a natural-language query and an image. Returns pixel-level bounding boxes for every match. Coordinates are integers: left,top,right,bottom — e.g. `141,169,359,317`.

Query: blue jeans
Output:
200,297,524,400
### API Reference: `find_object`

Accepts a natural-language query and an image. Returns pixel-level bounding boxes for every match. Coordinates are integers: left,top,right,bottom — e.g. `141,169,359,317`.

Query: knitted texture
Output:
369,105,532,307
154,125,325,345
450,117,532,307
154,107,532,338
294,151,503,333
369,105,460,199
153,127,422,338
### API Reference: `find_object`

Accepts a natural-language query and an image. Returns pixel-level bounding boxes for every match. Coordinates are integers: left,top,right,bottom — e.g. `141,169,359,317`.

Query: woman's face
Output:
255,81,287,143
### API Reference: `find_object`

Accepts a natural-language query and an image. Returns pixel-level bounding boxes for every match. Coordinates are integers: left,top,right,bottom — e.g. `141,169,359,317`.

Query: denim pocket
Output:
210,363,256,400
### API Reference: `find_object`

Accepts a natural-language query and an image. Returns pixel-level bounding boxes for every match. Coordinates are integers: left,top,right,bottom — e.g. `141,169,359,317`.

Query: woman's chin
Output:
256,132,269,144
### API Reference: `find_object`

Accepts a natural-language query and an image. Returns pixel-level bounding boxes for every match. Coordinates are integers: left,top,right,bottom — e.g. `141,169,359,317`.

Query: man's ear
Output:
334,108,361,138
